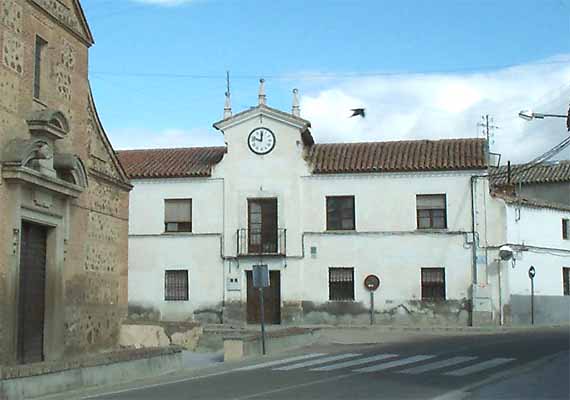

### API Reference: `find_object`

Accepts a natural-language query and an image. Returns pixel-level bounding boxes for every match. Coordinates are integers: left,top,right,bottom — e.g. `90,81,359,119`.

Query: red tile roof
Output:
490,160,570,186
307,138,487,174
492,192,570,212
117,138,487,179
116,147,226,179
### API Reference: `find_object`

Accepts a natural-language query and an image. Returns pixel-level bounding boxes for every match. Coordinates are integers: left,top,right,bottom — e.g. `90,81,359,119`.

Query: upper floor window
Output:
417,194,447,229
421,268,446,301
562,219,569,240
563,268,570,296
165,270,189,301
326,196,355,231
248,198,278,254
329,267,355,301
33,36,48,99
164,199,192,232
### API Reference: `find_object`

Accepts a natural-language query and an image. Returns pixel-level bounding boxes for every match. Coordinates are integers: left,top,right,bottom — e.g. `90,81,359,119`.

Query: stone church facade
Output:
0,0,131,365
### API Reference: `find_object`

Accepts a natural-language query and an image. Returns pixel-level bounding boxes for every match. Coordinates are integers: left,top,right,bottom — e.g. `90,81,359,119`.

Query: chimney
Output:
292,88,300,117
258,78,266,106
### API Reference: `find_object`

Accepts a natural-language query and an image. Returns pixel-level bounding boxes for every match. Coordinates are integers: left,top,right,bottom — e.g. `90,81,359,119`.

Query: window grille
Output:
329,267,355,301
421,268,446,301
563,219,569,240
165,270,188,301
563,268,570,296
417,194,447,229
326,196,355,231
164,199,192,232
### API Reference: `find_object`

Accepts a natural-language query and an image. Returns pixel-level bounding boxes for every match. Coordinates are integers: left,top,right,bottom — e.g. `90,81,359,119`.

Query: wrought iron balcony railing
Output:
236,228,286,256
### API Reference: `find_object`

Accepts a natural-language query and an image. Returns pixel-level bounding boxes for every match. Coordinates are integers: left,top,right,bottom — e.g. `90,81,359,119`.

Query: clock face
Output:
248,127,276,155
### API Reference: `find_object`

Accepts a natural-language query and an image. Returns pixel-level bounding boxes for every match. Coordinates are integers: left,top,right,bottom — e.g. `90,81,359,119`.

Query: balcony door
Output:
248,198,277,254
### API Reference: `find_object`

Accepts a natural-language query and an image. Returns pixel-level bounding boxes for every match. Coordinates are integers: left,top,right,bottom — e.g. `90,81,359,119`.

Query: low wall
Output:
223,328,320,362
0,347,183,400
508,295,570,325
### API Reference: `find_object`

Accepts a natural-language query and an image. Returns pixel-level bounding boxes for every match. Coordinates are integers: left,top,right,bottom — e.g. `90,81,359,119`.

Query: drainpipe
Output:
470,176,478,286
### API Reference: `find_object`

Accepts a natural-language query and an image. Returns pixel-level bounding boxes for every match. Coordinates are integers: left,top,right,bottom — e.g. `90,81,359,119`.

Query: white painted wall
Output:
504,204,570,296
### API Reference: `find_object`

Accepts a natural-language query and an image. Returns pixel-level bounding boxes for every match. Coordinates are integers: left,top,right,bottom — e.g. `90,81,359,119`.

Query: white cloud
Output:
300,56,570,163
111,127,225,150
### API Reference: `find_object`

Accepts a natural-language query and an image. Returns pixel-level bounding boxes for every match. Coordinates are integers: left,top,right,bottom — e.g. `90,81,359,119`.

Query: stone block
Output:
2,30,23,74
170,327,203,351
119,324,170,349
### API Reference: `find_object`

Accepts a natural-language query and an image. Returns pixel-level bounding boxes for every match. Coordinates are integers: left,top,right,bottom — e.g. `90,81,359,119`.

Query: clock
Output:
248,127,276,155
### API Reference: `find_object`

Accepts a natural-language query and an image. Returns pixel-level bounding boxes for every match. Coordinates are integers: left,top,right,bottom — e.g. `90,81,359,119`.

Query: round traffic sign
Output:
364,274,380,291
528,266,536,279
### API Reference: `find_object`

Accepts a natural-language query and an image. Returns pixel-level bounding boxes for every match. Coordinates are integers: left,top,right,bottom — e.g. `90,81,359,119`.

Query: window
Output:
248,198,278,253
326,196,355,231
165,270,188,301
563,268,570,296
421,268,446,301
164,199,192,232
33,36,48,99
417,194,447,229
329,268,354,301
562,219,569,240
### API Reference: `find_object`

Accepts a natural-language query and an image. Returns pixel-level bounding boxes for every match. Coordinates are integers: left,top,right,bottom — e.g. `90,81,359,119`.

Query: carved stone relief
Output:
2,30,23,74
1,0,23,34
55,40,74,101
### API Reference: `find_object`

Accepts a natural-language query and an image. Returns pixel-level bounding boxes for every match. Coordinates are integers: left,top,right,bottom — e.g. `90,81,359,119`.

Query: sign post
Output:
364,274,380,325
252,265,269,355
528,266,536,325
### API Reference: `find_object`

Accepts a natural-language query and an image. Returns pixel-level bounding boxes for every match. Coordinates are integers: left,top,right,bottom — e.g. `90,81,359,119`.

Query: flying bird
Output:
350,108,366,118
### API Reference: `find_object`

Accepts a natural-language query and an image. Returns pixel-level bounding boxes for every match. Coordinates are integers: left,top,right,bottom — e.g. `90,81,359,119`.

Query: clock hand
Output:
257,132,264,142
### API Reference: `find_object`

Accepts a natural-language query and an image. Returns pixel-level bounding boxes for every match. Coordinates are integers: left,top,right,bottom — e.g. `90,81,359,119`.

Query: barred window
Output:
421,268,446,301
563,219,569,240
165,270,189,301
329,267,355,301
417,194,447,229
326,196,355,231
165,199,192,232
563,268,570,296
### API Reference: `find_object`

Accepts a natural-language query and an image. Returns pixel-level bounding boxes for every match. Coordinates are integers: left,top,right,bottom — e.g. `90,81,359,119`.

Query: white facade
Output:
124,96,570,326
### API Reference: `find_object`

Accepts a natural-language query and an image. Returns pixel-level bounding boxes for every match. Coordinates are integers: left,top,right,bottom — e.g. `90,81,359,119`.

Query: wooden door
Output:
248,199,277,254
246,271,281,324
17,222,48,364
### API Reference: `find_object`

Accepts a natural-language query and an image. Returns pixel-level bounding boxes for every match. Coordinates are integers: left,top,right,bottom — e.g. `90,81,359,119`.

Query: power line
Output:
88,59,570,81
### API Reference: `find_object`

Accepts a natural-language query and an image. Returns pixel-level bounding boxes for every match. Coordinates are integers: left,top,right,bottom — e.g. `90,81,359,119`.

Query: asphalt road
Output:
57,327,570,400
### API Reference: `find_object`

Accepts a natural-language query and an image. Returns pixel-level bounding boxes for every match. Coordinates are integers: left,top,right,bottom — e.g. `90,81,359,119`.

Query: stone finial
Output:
258,78,266,106
292,88,300,117
223,91,232,119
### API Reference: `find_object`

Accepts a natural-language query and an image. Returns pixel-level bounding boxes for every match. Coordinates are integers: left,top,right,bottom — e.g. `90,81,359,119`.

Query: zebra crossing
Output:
236,352,517,377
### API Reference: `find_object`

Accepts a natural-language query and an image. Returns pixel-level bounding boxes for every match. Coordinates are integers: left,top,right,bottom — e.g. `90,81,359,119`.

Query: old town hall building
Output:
118,82,570,327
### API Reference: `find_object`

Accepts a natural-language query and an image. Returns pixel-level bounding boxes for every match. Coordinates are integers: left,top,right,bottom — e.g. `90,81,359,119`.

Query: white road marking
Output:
399,356,478,375
235,353,326,371
444,357,516,376
274,353,362,371
310,354,399,371
354,355,436,372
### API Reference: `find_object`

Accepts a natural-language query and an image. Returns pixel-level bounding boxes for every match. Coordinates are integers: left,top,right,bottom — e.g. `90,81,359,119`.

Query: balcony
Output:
237,228,286,256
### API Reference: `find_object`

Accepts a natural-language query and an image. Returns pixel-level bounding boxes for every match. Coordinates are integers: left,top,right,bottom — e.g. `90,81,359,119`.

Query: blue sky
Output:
83,0,570,162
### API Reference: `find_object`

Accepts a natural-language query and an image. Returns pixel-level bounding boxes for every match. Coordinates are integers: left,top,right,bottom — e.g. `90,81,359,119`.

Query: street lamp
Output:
518,105,570,131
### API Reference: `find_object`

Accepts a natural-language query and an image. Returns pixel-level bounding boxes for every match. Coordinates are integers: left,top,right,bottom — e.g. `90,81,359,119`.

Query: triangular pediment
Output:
32,0,94,45
213,104,311,131
86,84,129,185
